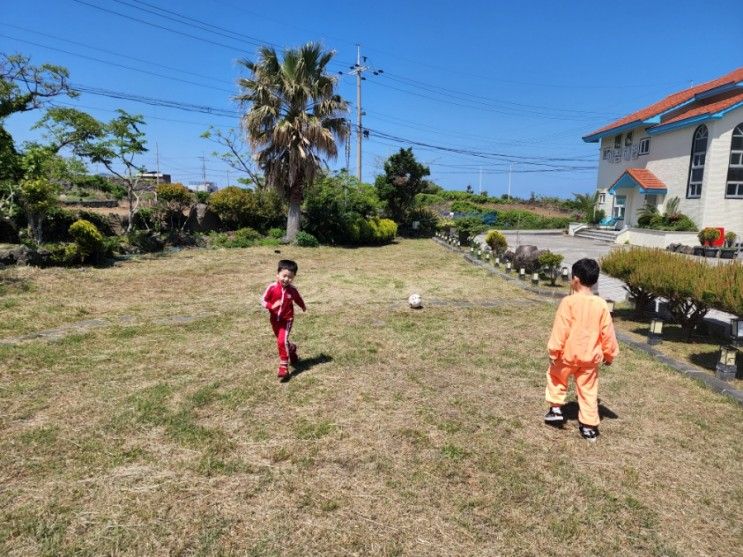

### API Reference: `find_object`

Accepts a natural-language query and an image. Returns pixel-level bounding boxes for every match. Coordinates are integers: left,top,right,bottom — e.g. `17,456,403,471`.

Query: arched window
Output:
687,125,708,198
726,124,743,198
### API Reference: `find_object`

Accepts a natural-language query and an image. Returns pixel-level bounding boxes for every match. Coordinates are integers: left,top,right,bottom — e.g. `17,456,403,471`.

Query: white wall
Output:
700,109,743,235
615,228,700,248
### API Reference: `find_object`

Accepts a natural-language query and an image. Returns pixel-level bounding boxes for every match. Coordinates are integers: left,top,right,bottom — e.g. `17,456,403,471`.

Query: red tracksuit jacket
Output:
261,282,306,321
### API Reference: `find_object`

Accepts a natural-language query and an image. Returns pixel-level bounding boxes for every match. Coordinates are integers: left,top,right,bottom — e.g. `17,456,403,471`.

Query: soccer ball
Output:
408,293,422,309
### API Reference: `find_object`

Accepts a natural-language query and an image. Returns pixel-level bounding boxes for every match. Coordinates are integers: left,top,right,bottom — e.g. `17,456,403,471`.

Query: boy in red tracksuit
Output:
261,259,306,381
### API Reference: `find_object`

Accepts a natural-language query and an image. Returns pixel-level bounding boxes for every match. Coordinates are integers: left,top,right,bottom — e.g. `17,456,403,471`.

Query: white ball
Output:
408,293,422,308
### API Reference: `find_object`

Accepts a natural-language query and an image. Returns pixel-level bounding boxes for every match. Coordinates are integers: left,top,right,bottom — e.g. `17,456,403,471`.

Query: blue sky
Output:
2,0,741,198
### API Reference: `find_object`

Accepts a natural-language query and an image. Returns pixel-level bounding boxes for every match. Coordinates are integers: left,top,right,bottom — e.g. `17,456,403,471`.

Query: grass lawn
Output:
1,239,742,555
611,305,743,391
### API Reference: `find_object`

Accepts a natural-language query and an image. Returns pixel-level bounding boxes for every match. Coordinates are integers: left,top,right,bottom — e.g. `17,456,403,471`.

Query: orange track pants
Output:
545,360,600,427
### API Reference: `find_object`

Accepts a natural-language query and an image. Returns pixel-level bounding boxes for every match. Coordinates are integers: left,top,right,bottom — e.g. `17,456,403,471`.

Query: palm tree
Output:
572,191,599,223
236,43,349,241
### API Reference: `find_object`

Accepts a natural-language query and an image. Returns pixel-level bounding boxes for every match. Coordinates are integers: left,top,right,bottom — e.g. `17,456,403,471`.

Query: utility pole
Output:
507,162,512,200
156,142,160,185
479,167,483,195
199,153,207,192
347,45,383,182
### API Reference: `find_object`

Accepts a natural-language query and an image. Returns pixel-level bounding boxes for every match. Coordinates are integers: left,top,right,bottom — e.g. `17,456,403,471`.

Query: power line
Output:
0,23,232,85
0,33,235,94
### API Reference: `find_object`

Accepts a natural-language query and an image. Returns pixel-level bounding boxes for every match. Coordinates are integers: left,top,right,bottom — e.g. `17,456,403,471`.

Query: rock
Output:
0,245,32,265
512,245,542,273
185,203,222,233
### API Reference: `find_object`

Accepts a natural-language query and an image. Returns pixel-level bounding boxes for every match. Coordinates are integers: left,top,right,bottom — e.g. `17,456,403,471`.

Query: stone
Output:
512,245,542,273
185,203,222,233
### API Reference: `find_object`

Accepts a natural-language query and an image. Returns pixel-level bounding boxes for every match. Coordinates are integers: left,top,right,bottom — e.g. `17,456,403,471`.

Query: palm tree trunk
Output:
285,187,302,242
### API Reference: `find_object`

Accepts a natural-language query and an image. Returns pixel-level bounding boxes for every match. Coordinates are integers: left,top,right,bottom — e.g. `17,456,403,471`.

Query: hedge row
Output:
601,247,743,338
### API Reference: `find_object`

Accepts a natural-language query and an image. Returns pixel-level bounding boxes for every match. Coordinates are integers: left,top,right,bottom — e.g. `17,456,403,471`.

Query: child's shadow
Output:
562,399,619,421
287,353,333,381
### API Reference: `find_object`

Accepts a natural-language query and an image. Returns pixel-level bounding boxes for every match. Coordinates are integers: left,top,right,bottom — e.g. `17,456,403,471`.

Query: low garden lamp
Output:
648,318,663,345
716,345,738,381
494,257,500,267
505,261,512,273
477,249,482,258
730,318,743,346
561,267,569,281
531,272,539,285
519,268,526,280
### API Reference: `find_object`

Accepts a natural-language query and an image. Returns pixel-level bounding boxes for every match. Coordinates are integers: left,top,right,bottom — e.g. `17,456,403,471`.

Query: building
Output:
583,67,743,234
137,171,171,184
188,181,218,193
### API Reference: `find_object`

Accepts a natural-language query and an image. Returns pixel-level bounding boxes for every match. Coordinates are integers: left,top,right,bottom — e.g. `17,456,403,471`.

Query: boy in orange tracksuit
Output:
544,258,619,441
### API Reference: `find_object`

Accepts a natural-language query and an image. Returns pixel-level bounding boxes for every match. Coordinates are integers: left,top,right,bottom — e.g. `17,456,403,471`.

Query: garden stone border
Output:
433,238,743,407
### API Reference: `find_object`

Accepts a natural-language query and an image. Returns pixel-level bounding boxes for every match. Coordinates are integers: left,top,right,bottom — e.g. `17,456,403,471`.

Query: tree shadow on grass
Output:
561,399,619,422
286,353,333,381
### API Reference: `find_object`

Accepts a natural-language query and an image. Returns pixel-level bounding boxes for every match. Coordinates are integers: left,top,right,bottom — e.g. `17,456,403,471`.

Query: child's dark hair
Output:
572,258,599,287
277,259,298,274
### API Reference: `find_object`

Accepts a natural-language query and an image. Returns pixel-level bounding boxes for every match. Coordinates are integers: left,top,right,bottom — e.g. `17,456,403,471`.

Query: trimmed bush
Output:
267,227,285,239
69,219,105,263
485,230,507,254
601,247,743,338
294,231,320,247
538,250,564,285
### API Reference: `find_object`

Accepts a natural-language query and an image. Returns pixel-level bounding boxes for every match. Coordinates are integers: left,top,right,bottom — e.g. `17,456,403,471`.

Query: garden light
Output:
605,299,615,313
477,250,482,258
519,268,526,280
495,257,500,267
561,267,569,281
470,246,475,254
648,318,663,345
505,262,512,273
715,345,738,381
531,272,539,285
730,318,743,344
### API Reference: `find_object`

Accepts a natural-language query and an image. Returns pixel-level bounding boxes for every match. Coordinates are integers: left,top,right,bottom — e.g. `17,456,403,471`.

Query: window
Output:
603,148,612,161
625,131,633,146
725,123,743,198
686,125,708,198
598,193,606,204
614,135,622,149
638,137,650,155
613,195,626,219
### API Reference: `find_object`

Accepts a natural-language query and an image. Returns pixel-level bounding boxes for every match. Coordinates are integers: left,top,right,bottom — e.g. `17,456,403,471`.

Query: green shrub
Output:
234,227,262,244
454,216,487,241
207,227,262,248
725,231,737,247
303,173,382,244
538,250,564,285
406,207,438,237
69,219,105,263
127,230,165,253
46,242,80,266
415,193,445,206
294,231,320,247
698,227,721,245
600,247,741,337
494,210,569,230
484,230,508,254
208,186,283,232
267,227,285,239
451,200,483,213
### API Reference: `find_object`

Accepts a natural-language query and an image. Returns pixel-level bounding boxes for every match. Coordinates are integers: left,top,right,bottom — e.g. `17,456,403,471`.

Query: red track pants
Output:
271,318,295,368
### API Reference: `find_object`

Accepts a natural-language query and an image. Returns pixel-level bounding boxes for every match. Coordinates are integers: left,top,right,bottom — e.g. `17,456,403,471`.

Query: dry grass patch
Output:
1,239,742,555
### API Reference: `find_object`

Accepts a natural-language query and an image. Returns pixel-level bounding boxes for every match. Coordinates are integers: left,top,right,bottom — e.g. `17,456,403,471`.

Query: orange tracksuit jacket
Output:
545,293,619,426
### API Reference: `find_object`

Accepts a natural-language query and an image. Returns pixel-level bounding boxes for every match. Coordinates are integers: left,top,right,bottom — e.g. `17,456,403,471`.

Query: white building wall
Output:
701,108,743,235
